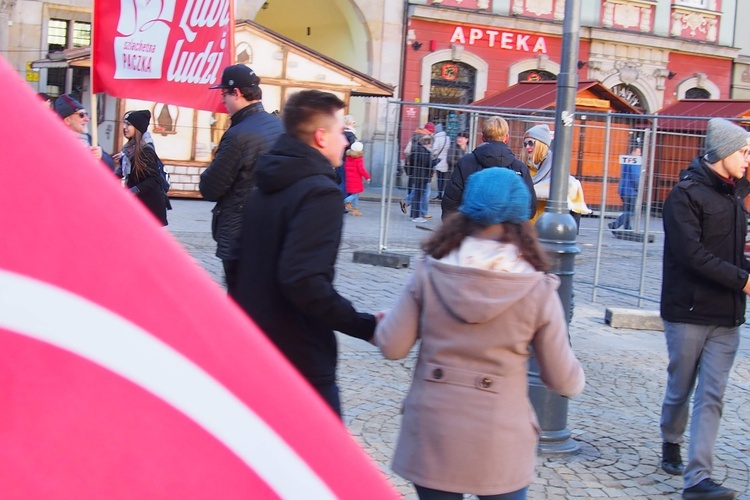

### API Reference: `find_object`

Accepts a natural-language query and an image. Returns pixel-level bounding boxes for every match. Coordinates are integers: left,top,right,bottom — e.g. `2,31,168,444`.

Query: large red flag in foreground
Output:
0,57,397,499
92,0,234,112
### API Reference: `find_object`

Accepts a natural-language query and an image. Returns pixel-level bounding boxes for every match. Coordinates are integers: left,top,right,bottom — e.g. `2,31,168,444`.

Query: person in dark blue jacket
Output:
609,146,642,230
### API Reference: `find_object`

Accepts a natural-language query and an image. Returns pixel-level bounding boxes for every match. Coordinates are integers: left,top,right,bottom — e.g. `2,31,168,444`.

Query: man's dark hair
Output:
282,90,345,141
238,85,262,102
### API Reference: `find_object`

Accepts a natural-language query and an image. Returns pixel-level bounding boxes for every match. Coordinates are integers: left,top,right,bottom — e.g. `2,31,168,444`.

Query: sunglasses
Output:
523,140,536,148
221,88,235,97
76,110,88,118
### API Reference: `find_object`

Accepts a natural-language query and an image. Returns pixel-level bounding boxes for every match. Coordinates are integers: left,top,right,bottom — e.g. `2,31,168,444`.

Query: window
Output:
48,19,68,53
47,19,91,52
685,87,711,99
674,0,708,8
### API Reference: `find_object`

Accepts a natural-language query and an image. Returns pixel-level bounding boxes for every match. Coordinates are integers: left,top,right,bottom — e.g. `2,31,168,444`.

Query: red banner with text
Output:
92,0,234,113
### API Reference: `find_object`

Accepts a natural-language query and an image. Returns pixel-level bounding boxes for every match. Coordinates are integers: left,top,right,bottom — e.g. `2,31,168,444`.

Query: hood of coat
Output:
472,141,519,168
680,155,750,197
424,257,552,324
255,134,338,194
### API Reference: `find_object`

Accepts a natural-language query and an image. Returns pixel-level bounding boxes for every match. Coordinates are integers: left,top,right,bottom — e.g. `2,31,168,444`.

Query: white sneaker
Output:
411,217,428,223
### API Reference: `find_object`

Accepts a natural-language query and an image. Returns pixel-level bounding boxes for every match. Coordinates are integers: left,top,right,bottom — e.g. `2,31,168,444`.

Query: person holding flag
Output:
54,93,115,171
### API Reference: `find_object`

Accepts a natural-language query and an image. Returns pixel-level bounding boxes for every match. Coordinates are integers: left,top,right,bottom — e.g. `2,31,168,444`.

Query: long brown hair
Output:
421,212,551,272
126,129,151,178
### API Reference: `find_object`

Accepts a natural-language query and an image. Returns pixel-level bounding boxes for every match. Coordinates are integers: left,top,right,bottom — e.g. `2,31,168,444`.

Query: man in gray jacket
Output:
199,65,283,298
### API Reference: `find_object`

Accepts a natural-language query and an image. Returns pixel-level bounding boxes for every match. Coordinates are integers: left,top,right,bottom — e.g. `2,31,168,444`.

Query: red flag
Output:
92,0,235,112
0,56,397,499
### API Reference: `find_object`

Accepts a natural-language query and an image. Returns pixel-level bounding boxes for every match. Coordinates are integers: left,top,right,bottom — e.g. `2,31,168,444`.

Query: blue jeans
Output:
344,193,359,208
410,181,429,218
405,179,429,217
415,484,527,500
613,195,636,230
660,321,739,488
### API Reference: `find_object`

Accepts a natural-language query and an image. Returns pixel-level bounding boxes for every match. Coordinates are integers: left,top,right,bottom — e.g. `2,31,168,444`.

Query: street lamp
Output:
529,0,582,456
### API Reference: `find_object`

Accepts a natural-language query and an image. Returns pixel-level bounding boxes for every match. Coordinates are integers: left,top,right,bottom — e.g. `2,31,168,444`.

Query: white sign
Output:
620,155,642,165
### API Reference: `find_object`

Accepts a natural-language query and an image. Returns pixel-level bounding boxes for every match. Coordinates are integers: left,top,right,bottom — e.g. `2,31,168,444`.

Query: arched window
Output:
611,84,648,113
518,69,557,82
685,87,711,99
428,62,476,129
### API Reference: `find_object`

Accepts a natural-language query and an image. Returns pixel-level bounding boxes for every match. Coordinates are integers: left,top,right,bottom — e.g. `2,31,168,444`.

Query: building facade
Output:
1,0,744,185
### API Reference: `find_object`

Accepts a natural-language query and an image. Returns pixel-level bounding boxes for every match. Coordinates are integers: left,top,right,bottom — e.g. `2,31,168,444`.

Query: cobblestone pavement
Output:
167,198,749,499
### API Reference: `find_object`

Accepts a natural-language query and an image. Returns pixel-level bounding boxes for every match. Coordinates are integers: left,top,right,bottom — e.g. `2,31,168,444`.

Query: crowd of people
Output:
42,65,748,500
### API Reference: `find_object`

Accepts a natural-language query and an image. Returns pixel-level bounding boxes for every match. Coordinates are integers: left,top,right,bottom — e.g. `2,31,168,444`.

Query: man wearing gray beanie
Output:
659,117,750,500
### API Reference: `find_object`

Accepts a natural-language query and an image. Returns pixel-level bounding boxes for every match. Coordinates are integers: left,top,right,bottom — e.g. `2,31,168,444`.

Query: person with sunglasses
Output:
521,124,590,229
54,94,115,171
199,64,283,299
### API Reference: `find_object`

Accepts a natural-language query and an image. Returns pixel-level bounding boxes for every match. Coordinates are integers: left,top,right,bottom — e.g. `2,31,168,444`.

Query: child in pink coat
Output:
343,141,370,216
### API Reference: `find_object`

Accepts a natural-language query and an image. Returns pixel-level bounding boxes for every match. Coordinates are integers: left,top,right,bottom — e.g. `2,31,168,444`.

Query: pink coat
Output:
375,256,585,495
344,156,370,194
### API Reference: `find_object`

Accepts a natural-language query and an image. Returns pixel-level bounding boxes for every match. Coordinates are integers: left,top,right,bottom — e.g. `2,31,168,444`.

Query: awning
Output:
470,80,641,114
655,99,750,131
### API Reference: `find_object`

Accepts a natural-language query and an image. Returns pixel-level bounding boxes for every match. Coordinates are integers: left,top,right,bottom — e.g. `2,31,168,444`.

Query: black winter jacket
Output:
126,144,168,226
661,156,750,327
407,143,434,183
199,102,283,261
235,134,376,386
441,141,536,219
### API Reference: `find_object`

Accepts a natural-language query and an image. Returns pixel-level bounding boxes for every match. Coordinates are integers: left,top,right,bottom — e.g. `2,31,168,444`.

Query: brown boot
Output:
352,208,362,216
345,202,353,211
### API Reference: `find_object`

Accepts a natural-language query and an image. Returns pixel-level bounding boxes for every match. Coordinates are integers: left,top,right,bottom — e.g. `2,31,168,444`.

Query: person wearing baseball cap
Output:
659,117,750,500
199,64,283,298
54,93,114,170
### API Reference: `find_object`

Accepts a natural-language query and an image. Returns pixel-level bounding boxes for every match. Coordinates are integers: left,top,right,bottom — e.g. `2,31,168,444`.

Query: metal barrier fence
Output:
372,100,745,307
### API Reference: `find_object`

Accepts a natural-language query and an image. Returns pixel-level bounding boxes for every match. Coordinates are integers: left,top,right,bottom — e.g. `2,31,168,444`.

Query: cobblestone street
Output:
168,198,749,499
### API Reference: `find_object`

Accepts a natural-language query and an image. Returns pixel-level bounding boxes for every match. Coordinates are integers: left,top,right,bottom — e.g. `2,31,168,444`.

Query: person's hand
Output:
742,276,750,296
90,146,103,160
112,152,123,164
375,310,388,322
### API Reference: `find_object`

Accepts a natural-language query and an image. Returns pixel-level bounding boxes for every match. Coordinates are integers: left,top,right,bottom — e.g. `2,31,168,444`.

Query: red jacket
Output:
344,156,370,194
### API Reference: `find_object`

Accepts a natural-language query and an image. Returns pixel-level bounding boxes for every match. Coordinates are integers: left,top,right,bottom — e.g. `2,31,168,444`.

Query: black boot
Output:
662,442,685,476
683,478,735,499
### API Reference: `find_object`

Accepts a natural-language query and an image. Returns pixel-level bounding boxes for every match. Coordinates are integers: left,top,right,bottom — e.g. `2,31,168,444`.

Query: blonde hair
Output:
482,116,509,142
523,139,550,168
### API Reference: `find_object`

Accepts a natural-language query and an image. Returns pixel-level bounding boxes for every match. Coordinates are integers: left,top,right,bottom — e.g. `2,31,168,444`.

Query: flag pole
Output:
89,0,98,146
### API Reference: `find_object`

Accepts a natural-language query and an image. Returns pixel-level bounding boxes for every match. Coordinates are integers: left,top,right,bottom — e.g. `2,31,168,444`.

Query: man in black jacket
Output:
441,116,535,220
199,65,283,298
659,118,750,500
235,90,377,417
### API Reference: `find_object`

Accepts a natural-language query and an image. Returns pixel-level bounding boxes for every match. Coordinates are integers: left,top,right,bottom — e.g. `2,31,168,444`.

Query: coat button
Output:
433,368,443,380
480,377,492,388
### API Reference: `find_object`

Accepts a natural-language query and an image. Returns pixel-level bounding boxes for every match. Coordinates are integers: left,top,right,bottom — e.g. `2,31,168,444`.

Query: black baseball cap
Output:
209,64,261,90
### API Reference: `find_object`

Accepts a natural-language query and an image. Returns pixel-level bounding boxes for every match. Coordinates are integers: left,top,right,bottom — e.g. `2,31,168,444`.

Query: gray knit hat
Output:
525,124,552,146
704,118,750,163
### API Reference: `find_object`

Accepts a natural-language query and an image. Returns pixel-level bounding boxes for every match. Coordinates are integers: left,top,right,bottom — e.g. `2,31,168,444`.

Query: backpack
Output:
144,143,170,193
155,155,171,194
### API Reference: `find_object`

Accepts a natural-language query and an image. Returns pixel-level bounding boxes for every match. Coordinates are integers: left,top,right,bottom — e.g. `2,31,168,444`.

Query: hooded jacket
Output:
199,102,283,261
661,156,750,327
441,141,536,219
235,134,376,386
375,252,584,495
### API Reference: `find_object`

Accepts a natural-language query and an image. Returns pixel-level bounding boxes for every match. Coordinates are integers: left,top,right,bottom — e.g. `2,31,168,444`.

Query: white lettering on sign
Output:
449,26,548,53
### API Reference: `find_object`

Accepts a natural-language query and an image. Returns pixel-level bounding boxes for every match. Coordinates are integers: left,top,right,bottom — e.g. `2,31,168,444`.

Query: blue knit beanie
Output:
459,167,531,225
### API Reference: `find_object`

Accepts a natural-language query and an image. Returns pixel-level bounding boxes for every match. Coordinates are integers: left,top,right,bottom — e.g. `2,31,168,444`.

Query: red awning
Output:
655,99,750,131
470,80,641,114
